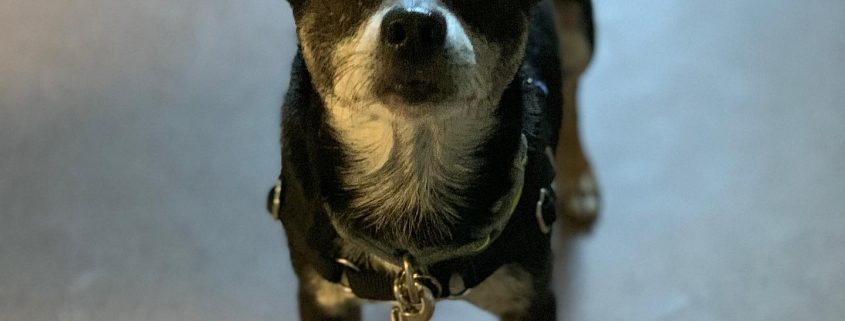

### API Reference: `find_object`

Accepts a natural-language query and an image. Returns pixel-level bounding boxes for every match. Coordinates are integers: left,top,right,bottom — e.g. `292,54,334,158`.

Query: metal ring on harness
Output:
536,188,553,234
270,180,283,221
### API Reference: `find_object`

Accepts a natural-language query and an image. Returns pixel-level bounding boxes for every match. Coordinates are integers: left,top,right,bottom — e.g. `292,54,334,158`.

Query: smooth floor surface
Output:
1,1,844,320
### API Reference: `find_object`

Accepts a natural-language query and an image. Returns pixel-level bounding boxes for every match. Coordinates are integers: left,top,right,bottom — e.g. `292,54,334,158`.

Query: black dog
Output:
270,0,598,320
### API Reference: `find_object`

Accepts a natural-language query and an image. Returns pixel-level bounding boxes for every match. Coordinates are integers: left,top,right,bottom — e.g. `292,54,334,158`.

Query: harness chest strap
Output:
267,139,558,302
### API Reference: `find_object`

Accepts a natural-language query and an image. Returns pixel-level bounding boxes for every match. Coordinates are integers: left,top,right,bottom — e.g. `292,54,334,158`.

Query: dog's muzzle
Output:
375,4,453,105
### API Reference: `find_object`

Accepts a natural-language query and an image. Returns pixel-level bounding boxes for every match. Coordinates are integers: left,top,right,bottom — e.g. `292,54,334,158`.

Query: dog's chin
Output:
383,80,443,102
373,76,477,117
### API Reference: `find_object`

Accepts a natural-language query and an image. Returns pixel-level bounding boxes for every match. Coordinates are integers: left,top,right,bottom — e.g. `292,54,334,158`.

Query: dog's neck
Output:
293,59,528,256
325,99,498,243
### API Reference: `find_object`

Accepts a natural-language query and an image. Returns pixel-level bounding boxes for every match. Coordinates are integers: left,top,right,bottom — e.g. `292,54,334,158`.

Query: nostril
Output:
385,20,407,46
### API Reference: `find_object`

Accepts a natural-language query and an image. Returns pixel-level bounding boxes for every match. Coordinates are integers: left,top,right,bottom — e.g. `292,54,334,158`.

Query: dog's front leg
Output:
296,269,362,321
552,0,601,228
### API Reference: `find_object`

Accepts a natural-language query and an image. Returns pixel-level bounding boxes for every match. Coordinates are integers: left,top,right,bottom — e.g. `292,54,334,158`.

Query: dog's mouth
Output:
375,68,456,107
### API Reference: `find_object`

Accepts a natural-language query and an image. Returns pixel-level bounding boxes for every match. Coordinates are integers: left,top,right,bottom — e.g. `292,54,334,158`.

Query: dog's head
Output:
287,0,540,263
289,0,538,115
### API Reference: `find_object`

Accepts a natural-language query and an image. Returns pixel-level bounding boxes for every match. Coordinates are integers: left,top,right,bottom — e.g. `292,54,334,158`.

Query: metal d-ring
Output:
335,258,360,294
270,180,283,220
536,188,552,234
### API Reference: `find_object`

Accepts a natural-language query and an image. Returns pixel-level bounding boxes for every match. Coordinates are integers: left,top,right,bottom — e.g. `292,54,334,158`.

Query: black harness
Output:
268,74,558,302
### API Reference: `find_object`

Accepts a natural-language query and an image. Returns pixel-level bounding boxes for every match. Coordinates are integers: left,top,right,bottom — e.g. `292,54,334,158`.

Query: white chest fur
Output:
326,102,496,237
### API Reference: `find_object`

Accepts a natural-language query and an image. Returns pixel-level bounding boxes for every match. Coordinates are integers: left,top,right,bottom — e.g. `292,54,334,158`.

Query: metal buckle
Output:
270,180,283,221
391,255,436,321
536,188,553,234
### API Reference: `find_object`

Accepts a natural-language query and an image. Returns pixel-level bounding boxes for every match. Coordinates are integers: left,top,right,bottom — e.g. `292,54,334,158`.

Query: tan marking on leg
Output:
551,1,601,228
553,75,600,227
465,264,535,317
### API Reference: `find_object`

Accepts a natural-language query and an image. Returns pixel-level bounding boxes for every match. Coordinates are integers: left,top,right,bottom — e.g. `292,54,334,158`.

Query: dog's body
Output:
275,1,598,320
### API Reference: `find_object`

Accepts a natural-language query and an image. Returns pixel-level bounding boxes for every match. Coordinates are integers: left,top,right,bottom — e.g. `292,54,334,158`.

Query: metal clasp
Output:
391,255,436,321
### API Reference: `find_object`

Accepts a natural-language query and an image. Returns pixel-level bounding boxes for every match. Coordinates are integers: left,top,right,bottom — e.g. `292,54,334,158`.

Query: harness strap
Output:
266,150,557,301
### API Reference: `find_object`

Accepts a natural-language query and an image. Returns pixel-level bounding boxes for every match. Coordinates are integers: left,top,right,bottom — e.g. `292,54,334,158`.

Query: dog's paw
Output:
554,169,601,231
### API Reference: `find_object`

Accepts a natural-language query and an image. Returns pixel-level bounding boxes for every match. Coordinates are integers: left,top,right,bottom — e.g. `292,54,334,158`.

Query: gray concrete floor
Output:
1,0,844,320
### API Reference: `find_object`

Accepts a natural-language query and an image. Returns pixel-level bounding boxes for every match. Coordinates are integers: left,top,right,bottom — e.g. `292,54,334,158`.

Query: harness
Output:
267,75,558,320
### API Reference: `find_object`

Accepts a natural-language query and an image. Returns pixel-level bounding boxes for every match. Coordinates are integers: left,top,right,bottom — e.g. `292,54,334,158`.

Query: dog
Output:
270,0,599,320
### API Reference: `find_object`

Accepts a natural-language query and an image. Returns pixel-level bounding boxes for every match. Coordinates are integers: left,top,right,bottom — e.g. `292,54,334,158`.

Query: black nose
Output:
380,7,447,60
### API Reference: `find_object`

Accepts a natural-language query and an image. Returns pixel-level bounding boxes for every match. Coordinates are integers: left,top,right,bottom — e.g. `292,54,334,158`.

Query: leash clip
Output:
391,255,436,321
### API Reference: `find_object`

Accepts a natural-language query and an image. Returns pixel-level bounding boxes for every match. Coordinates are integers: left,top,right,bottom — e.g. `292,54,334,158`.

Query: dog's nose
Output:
380,7,447,60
